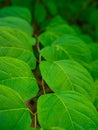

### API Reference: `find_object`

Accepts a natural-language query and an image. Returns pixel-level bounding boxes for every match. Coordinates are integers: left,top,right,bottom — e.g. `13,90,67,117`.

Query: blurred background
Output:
0,0,98,42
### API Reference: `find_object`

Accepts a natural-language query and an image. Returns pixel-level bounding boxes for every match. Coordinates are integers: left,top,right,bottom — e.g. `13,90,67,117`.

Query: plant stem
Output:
35,35,42,63
42,79,46,94
34,113,37,128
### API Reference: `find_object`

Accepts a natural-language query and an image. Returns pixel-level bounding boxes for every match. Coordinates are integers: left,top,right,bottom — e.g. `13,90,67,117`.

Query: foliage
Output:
38,92,98,129
0,1,98,130
0,85,32,130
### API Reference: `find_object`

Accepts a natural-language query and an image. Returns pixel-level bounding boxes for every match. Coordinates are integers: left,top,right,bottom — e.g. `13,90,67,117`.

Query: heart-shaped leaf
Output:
0,57,38,100
40,60,95,102
0,85,32,130
0,28,36,69
38,92,98,129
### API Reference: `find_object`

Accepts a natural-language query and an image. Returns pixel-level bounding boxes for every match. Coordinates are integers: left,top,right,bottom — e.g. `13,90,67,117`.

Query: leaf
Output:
79,34,93,44
0,6,32,23
94,80,98,108
0,16,33,36
88,43,98,61
0,28,36,69
11,0,34,10
34,2,47,24
42,0,57,16
47,127,65,130
0,27,36,46
95,24,98,40
71,25,81,34
91,60,98,80
89,8,98,26
0,85,32,130
39,25,76,46
40,35,92,67
38,92,98,130
40,60,95,102
32,127,65,130
0,57,38,100
46,16,67,30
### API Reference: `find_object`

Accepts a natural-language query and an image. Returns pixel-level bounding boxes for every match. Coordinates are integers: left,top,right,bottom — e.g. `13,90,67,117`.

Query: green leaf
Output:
0,27,36,46
34,2,47,24
40,35,92,67
94,80,98,108
91,60,98,80
89,8,98,26
0,28,36,69
0,85,32,130
38,92,98,129
0,6,32,23
46,16,67,30
88,43,98,61
40,60,95,102
71,25,81,34
39,25,76,46
79,34,93,44
32,127,65,130
0,17,33,36
95,24,98,40
49,24,76,35
0,57,38,100
0,28,35,67
11,0,34,10
42,0,57,15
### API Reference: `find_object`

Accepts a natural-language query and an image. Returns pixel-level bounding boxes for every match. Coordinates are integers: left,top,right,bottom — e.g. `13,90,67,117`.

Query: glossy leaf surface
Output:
0,85,32,130
38,92,98,130
0,17,33,35
0,57,38,100
40,60,95,102
0,28,36,69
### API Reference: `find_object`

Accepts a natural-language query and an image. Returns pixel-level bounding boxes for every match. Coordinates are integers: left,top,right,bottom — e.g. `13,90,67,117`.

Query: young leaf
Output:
38,92,98,129
0,57,38,100
0,17,33,36
0,28,36,69
0,85,32,130
40,60,95,102
0,6,32,23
